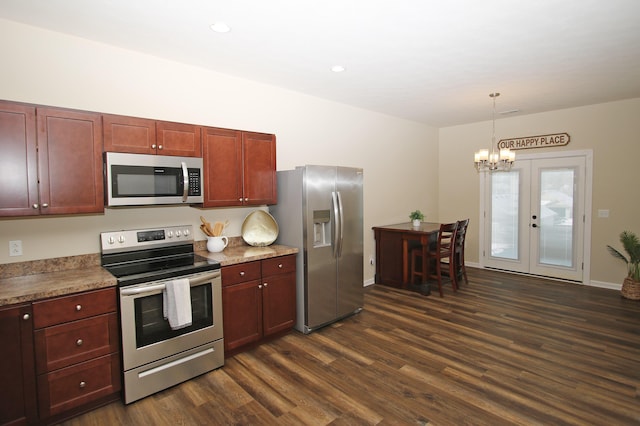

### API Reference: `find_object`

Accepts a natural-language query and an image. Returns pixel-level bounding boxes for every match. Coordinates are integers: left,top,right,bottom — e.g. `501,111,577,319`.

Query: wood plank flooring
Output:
59,268,640,425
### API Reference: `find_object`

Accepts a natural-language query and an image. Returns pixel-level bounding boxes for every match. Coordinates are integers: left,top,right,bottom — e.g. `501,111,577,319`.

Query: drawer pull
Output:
23,313,30,321
76,339,83,346
239,271,245,276
79,381,86,389
75,304,82,311
278,263,283,268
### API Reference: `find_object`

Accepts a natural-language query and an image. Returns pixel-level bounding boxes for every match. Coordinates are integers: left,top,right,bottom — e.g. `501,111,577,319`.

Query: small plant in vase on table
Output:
409,210,425,228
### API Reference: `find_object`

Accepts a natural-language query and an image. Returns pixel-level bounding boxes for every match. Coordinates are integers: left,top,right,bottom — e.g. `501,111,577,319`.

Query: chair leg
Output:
449,258,457,291
434,260,443,297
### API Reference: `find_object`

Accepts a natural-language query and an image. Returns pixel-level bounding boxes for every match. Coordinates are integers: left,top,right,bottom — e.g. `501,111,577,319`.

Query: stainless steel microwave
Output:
105,152,204,206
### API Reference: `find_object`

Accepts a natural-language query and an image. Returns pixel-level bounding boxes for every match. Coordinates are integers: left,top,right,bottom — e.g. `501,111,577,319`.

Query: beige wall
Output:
0,20,439,285
439,98,640,285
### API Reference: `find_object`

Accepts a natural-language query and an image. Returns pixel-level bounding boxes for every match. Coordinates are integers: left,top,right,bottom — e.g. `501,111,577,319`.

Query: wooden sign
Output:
498,133,570,150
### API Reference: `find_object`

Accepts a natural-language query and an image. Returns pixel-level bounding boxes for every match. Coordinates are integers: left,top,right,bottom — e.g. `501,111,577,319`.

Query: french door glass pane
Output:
491,171,519,260
539,169,574,267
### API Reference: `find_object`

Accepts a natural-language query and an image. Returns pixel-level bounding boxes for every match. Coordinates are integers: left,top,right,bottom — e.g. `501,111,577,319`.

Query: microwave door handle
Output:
181,161,189,202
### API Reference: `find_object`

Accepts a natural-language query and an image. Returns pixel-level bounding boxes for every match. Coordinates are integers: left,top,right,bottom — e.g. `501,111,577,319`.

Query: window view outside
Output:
539,169,575,267
491,171,519,260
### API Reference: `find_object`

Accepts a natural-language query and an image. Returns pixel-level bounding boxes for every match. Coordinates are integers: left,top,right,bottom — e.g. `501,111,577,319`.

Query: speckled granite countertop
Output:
195,243,298,266
0,240,298,307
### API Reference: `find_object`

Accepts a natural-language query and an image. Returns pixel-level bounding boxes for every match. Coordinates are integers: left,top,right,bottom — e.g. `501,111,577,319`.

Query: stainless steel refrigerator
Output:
270,165,364,334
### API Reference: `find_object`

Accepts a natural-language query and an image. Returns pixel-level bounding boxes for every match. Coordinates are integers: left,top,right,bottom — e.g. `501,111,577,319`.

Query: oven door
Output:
119,270,222,371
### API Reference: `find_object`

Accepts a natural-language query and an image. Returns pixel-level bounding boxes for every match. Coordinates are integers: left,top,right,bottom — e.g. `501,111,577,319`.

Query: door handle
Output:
532,224,538,228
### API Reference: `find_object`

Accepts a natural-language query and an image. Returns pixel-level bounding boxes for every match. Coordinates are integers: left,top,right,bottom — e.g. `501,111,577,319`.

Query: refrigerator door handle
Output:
331,191,340,258
336,191,344,258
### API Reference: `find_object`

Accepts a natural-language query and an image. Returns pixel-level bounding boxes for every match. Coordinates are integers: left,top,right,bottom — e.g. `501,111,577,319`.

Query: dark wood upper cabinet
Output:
103,114,201,157
102,114,156,154
0,101,103,217
36,107,104,215
0,101,39,216
202,127,276,207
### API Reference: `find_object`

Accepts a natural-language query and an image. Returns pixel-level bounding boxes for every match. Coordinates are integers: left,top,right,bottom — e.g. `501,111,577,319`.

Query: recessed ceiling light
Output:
210,22,231,33
331,65,346,73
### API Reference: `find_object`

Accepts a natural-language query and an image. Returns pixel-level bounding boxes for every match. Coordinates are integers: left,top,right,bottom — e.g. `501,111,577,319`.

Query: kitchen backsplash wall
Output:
0,205,265,264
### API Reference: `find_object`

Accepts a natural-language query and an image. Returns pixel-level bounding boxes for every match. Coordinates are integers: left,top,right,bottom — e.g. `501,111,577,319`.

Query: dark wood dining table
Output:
372,222,440,290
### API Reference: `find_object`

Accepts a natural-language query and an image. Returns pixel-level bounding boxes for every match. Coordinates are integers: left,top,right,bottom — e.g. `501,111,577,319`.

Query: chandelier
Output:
474,92,515,172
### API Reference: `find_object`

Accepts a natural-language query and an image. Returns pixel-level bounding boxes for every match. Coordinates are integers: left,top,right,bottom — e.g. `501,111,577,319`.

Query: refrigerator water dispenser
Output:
313,209,331,247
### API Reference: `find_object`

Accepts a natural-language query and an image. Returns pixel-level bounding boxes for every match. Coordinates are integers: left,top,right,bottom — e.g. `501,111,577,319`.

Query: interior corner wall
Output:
438,97,640,285
0,19,438,287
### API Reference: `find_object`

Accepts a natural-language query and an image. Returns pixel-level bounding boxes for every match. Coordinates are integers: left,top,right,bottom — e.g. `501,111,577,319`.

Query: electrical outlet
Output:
369,255,374,266
9,240,23,256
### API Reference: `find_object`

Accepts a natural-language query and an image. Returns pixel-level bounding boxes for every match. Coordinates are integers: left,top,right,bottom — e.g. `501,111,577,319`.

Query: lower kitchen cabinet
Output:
0,303,38,426
222,254,296,355
32,287,121,422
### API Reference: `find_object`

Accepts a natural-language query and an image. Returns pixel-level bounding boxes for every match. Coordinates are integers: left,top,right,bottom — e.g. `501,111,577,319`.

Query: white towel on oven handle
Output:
163,278,192,330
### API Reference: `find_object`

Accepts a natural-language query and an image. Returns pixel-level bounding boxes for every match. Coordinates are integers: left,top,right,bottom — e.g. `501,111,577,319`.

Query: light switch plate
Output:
598,209,609,218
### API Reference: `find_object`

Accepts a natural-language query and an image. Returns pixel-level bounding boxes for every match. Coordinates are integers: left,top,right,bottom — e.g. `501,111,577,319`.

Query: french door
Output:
482,152,590,282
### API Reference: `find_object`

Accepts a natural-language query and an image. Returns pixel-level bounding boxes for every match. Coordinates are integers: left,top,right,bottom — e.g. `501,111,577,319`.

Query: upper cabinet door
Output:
37,107,104,215
0,101,39,216
103,114,201,157
156,120,202,157
243,132,277,205
103,114,156,154
202,127,244,207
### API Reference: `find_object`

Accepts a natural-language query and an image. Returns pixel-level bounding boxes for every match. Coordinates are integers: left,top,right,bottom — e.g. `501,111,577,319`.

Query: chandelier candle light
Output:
474,92,515,172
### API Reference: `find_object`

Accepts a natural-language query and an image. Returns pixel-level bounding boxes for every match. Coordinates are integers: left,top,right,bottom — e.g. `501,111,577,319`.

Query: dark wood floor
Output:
60,268,640,425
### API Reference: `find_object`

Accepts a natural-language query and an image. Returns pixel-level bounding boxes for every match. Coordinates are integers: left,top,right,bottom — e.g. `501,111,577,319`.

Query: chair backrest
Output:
437,222,458,252
455,219,470,251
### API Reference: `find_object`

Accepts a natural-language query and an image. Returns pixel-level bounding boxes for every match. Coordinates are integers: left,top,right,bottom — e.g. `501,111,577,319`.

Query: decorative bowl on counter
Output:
241,210,279,247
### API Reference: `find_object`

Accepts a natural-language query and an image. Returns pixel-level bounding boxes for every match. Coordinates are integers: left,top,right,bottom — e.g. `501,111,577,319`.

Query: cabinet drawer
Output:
37,353,121,418
33,287,116,328
34,313,119,374
222,261,261,286
262,255,296,276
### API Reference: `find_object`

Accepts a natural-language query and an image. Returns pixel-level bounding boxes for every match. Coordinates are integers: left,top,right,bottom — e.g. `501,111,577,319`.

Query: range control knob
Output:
108,236,116,245
167,231,173,238
118,235,125,244
183,229,190,237
176,230,182,237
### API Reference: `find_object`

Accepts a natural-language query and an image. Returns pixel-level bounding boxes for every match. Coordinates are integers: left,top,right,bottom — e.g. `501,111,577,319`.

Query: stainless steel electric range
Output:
100,225,223,404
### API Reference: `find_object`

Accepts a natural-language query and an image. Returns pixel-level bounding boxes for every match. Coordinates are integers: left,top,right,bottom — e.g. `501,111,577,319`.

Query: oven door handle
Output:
120,271,220,296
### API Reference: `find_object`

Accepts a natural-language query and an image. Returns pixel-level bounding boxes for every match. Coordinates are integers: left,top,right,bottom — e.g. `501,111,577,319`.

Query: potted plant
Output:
409,210,424,227
607,230,640,300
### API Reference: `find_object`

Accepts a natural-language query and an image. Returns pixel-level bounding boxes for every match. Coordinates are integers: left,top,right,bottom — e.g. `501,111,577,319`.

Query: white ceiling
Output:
2,0,640,127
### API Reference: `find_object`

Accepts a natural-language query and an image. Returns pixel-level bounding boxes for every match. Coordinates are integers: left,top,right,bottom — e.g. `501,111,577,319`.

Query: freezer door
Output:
336,167,364,317
303,166,339,329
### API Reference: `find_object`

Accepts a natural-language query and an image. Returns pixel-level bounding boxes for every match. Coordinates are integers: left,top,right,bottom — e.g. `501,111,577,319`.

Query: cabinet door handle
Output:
76,339,83,346
79,381,86,389
263,282,268,287
23,313,30,321
238,198,243,202
75,304,82,311
151,144,157,149
42,203,48,208
32,203,39,209
244,198,248,202
258,284,262,289
158,145,163,150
